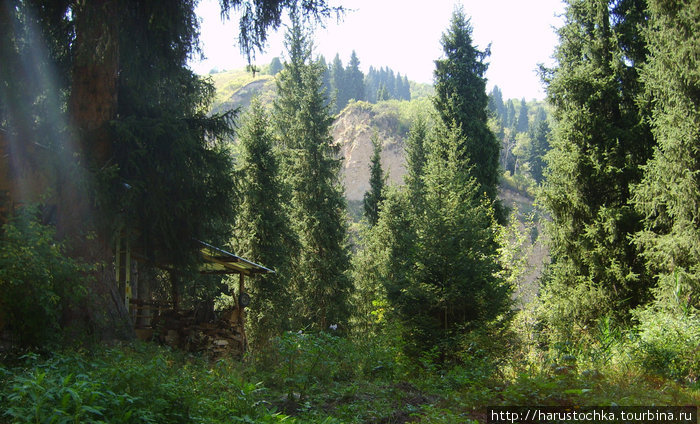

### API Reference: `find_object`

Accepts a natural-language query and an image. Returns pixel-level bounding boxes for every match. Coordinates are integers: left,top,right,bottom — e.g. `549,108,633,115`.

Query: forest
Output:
0,0,699,423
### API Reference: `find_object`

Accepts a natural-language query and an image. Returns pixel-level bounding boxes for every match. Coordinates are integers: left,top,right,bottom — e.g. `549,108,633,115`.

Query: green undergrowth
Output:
1,331,698,424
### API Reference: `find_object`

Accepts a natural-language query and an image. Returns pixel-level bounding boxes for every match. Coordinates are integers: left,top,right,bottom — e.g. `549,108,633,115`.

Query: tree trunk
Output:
61,0,133,339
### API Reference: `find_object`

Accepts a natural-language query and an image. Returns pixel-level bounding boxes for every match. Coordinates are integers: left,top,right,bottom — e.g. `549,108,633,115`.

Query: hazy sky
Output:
189,0,566,100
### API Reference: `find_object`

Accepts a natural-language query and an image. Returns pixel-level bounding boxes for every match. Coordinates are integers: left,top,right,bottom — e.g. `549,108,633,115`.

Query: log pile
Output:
152,307,246,358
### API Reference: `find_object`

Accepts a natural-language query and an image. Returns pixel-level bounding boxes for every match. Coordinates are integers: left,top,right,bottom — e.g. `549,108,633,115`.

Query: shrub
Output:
0,207,89,346
632,307,700,382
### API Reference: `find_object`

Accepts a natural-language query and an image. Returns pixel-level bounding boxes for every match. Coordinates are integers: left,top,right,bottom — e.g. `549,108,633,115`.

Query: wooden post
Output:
238,273,247,353
125,236,131,311
115,235,121,291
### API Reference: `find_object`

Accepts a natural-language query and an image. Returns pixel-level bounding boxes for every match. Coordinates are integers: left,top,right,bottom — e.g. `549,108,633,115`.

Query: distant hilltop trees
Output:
268,50,411,114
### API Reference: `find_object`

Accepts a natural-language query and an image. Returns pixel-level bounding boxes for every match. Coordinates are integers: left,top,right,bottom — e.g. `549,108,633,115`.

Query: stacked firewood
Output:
152,307,246,358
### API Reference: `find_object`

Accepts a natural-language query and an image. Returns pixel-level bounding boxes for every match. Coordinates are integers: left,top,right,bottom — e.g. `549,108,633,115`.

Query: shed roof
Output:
197,240,275,275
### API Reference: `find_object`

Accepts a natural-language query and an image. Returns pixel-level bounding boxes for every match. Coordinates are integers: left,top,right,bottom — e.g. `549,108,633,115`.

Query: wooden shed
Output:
119,238,274,356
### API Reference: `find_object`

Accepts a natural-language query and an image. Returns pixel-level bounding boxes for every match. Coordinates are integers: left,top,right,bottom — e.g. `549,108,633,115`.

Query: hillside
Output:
207,68,434,201
206,67,540,211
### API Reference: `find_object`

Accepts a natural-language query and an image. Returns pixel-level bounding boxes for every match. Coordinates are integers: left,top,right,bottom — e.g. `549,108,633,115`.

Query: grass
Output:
1,326,698,424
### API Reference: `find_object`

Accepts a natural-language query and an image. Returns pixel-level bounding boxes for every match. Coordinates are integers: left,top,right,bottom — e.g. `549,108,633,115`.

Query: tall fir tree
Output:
274,18,352,331
527,118,551,184
433,7,501,209
234,98,295,348
363,134,385,226
269,56,283,75
488,86,505,122
330,53,347,113
404,116,428,214
633,0,700,310
396,123,509,356
539,0,654,339
345,50,365,103
516,98,529,133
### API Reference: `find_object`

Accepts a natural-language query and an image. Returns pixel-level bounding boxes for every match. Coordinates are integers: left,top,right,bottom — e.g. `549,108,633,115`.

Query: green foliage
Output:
270,331,353,400
527,119,551,184
268,57,283,75
274,18,351,331
433,7,501,208
234,98,295,348
362,134,385,226
365,66,411,103
406,123,509,354
344,51,365,104
404,116,428,212
0,208,89,346
0,345,296,424
539,0,655,341
632,308,700,382
632,0,700,311
367,123,510,358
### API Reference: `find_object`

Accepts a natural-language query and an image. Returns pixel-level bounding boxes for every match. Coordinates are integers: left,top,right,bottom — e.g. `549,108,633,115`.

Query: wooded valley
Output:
0,0,699,422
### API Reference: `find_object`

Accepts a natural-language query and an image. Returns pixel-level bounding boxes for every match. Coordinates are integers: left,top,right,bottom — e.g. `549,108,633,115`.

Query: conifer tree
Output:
527,119,551,184
363,135,385,226
274,18,351,331
516,98,529,133
269,57,283,75
330,53,347,113
433,7,501,208
505,101,516,128
540,0,654,338
633,0,700,309
404,116,428,213
488,86,505,122
234,98,295,347
398,123,509,355
346,50,365,102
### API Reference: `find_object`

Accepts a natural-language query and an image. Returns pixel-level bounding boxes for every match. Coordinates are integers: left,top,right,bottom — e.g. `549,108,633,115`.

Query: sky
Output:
189,0,566,100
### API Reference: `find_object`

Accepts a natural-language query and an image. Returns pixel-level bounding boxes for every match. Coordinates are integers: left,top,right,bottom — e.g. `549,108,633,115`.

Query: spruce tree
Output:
363,135,385,226
505,101,516,129
433,7,501,207
401,123,509,355
633,0,700,309
516,98,529,133
527,119,551,184
269,57,283,75
540,0,654,339
234,98,295,347
488,86,505,122
330,53,347,113
404,116,428,213
345,50,365,102
274,18,352,331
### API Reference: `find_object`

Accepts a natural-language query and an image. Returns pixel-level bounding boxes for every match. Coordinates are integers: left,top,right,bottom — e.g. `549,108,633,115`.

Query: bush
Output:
632,307,700,382
0,207,89,346
0,345,296,424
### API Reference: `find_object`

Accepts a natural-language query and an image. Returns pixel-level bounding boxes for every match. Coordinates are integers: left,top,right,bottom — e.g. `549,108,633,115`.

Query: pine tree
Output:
433,7,501,207
402,123,509,355
402,75,411,101
516,98,529,133
633,0,700,309
363,135,385,226
404,116,428,213
346,50,365,103
540,0,654,339
330,53,346,113
234,98,295,347
527,119,551,184
274,18,351,331
488,86,505,122
269,56,283,75
505,101,516,128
